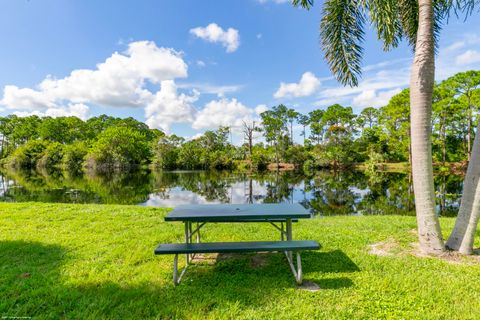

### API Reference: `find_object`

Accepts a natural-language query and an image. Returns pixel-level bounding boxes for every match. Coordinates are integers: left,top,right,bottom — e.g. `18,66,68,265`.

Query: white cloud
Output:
255,104,268,115
2,85,56,110
188,133,204,141
190,23,240,53
455,50,480,66
35,41,187,107
144,80,199,133
13,103,90,120
196,60,206,67
274,72,321,99
177,82,243,97
192,98,258,130
352,88,402,108
315,66,410,109
363,58,410,72
1,40,189,123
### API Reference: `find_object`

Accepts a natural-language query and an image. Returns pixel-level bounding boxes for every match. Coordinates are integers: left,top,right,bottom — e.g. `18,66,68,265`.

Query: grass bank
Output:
1,203,479,319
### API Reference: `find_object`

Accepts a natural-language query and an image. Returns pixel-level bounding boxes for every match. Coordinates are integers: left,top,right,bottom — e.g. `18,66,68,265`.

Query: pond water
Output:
0,169,463,216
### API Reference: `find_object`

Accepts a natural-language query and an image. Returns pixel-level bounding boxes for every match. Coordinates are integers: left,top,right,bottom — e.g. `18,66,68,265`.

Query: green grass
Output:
1,202,479,319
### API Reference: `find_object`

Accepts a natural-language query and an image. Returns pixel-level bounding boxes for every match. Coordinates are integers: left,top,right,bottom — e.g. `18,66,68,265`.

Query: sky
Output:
0,0,479,143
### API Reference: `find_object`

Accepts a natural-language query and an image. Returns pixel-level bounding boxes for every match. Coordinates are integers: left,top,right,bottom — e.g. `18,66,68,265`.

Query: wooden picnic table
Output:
156,203,319,285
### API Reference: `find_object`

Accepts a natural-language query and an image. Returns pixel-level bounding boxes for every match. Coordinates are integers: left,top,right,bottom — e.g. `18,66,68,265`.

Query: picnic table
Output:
155,203,320,285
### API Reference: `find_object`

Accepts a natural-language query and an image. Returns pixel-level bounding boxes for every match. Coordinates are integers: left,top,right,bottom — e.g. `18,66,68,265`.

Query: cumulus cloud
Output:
192,98,259,130
13,103,90,120
190,23,240,53
352,88,402,108
0,40,188,122
274,72,321,99
144,81,199,132
2,85,56,110
455,50,480,66
255,104,268,115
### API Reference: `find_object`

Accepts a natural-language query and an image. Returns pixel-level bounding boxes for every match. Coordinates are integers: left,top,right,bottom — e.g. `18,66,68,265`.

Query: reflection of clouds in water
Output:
140,189,222,207
140,181,272,207
349,186,369,196
141,180,312,207
229,181,269,203
0,178,16,197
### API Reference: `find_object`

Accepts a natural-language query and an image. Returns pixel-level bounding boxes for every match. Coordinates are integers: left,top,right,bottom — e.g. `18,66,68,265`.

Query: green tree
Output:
308,109,324,144
320,104,357,167
260,105,289,167
297,114,310,146
152,135,184,169
432,80,457,164
86,126,150,171
38,116,86,143
286,108,300,144
379,89,411,162
6,140,49,169
447,71,480,161
358,107,380,129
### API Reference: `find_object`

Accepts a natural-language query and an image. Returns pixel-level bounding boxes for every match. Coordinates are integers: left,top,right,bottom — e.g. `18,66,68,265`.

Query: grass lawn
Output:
1,202,480,319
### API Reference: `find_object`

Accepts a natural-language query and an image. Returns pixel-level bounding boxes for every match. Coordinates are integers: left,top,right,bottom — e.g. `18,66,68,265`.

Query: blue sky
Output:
0,0,479,142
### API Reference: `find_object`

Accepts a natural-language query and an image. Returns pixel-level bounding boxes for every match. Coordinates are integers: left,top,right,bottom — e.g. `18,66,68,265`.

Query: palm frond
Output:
366,0,402,51
292,0,315,9
397,0,418,49
320,0,366,87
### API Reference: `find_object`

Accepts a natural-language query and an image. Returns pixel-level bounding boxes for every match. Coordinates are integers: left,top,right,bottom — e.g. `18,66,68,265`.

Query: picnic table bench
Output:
154,203,320,285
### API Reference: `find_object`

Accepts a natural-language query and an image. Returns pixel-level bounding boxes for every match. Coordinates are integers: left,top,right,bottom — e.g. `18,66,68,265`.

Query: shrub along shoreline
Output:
1,202,479,319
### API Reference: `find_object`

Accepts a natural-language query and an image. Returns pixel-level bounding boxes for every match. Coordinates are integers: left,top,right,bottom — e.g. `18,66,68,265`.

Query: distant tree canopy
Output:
0,70,479,173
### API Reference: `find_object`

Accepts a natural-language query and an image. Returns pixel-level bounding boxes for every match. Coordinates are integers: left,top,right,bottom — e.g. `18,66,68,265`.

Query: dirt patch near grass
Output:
368,239,399,256
410,243,480,265
368,240,480,265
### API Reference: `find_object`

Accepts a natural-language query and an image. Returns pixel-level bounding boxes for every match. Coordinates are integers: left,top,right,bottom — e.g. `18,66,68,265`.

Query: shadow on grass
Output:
0,241,287,318
304,250,360,273
0,242,360,318
213,249,359,289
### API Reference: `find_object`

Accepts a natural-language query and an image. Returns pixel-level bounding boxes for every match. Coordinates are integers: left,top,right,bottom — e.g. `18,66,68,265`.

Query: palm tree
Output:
293,0,477,255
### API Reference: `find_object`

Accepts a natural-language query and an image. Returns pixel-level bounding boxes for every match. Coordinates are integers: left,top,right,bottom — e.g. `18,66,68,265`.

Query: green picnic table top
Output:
164,203,311,222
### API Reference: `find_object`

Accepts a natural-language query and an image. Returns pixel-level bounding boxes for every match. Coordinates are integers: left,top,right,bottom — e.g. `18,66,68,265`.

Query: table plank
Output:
164,203,311,222
154,240,320,254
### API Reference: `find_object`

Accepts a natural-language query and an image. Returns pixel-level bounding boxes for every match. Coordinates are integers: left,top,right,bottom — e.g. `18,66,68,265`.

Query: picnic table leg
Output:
281,222,284,241
196,222,201,243
173,254,179,285
296,252,303,284
173,253,189,286
184,222,190,264
188,222,195,260
286,218,293,261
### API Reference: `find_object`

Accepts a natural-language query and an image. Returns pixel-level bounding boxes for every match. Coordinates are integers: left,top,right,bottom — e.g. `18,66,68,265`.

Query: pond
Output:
0,169,463,216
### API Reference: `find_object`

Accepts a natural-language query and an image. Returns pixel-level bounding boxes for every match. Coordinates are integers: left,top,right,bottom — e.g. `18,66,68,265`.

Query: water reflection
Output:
0,168,463,216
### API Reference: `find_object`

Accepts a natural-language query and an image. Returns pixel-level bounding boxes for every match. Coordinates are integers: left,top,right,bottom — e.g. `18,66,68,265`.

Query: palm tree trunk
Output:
446,120,480,254
467,104,472,161
409,0,445,254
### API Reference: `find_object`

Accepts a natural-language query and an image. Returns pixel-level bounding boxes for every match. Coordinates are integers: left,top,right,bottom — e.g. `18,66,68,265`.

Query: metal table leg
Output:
286,218,293,261
184,221,190,264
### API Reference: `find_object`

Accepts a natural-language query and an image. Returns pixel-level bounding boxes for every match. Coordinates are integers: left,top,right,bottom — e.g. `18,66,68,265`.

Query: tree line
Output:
0,70,478,173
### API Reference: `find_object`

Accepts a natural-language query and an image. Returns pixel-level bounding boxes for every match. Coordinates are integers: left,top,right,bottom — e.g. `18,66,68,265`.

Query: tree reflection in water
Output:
0,168,463,216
